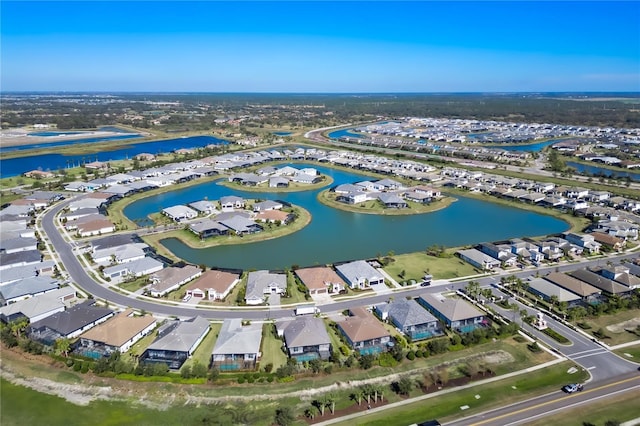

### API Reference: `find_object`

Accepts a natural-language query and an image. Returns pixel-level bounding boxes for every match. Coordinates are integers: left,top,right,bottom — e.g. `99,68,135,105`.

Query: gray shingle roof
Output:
284,316,331,348
212,318,262,356
29,300,114,336
419,293,484,322
146,316,210,353
377,299,438,328
0,276,59,303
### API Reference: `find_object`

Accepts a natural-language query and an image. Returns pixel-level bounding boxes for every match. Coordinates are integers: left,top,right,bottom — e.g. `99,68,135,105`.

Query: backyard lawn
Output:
384,251,481,282
259,323,288,370
182,322,222,369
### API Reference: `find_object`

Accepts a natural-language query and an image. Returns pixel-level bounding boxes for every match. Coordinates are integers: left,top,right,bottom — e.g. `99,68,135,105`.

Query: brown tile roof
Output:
186,269,240,294
255,210,291,222
544,272,600,297
590,232,623,247
80,309,156,349
338,311,390,343
77,217,115,233
295,266,346,292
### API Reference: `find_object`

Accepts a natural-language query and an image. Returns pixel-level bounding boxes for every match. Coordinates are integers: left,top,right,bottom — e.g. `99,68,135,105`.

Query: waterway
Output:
3,133,142,153
0,135,227,178
123,165,569,270
484,139,563,152
566,161,640,182
327,128,365,139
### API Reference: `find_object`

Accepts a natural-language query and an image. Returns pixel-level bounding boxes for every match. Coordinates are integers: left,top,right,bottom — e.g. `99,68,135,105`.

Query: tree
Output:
351,388,364,406
191,361,207,378
9,317,29,339
394,376,414,396
274,407,295,426
55,337,71,357
180,364,192,379
326,393,336,414
465,281,481,300
309,358,322,374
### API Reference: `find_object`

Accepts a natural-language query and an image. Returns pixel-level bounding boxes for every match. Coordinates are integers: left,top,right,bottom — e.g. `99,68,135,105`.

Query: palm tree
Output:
326,393,336,414
351,389,363,406
465,281,481,300
9,317,29,339
55,337,71,357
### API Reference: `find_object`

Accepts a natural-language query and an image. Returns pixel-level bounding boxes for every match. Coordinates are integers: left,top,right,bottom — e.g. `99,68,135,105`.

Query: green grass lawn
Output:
576,310,640,346
526,388,640,426
117,277,150,293
259,323,288,371
614,344,640,363
182,323,222,369
333,362,589,426
384,251,482,282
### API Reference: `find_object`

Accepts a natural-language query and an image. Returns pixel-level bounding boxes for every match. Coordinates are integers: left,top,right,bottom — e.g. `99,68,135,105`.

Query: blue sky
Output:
1,1,639,92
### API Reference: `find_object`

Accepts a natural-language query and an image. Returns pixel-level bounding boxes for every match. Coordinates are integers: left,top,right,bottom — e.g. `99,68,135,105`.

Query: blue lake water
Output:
484,139,563,152
124,165,569,270
0,136,227,178
273,131,292,136
328,129,365,139
566,161,640,182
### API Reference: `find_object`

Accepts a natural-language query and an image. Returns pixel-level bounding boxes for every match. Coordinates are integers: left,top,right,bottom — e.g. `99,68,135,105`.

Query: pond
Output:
124,165,569,270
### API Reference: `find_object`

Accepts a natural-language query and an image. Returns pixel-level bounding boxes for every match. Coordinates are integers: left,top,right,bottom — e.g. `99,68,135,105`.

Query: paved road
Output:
445,373,640,426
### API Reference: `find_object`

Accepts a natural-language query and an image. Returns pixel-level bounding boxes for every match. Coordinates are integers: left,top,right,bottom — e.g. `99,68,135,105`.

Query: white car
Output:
182,295,191,302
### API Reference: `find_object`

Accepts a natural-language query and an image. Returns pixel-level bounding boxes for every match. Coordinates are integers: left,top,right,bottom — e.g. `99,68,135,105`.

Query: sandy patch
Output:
606,317,640,334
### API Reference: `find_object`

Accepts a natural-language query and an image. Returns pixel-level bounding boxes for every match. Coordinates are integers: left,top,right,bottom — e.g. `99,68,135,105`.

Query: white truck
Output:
295,305,319,316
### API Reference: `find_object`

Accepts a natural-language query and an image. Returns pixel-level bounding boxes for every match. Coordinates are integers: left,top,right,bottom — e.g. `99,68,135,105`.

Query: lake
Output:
124,165,569,270
566,161,640,182
0,135,227,178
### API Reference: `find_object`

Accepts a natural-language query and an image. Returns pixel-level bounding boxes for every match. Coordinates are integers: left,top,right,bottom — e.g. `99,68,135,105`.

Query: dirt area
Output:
606,317,640,334
1,343,515,411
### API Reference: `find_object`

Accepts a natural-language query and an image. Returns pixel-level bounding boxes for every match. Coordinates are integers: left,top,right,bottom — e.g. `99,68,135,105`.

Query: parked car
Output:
562,383,583,393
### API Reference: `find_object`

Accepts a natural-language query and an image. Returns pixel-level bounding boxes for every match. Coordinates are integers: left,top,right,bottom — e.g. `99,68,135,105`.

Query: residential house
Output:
0,250,42,271
245,270,286,305
563,233,601,255
568,269,632,296
162,205,198,222
337,307,392,355
526,277,582,306
294,266,346,295
188,200,217,215
283,316,332,361
417,293,486,333
102,257,164,283
375,298,443,341
599,266,640,290
0,287,76,324
377,193,408,209
478,242,517,267
148,265,203,297
252,200,283,212
218,215,263,235
76,310,156,357
91,243,149,265
29,300,115,345
543,272,602,304
590,232,625,252
141,316,210,369
255,210,293,224
0,261,56,286
211,319,262,370
189,219,229,239
185,269,240,301
0,276,60,306
219,196,245,211
456,249,501,271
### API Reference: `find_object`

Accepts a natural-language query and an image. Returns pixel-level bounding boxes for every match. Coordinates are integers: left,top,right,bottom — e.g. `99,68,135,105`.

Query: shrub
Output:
80,363,89,374
406,351,416,361
73,362,82,372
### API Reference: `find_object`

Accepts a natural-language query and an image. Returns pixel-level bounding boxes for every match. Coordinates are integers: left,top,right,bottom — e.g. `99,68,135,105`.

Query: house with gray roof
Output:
253,200,283,212
0,237,38,254
161,205,198,222
92,243,149,265
141,316,210,369
0,249,42,271
0,276,60,306
600,265,640,289
219,196,245,211
0,261,56,286
218,215,262,235
0,287,76,324
417,293,486,333
211,318,262,370
456,248,500,271
335,260,384,289
526,277,582,306
269,176,290,188
102,257,164,283
149,264,202,297
188,200,217,215
29,300,115,345
569,269,633,296
374,298,443,341
283,316,332,361
377,193,408,209
245,270,287,305
189,219,230,239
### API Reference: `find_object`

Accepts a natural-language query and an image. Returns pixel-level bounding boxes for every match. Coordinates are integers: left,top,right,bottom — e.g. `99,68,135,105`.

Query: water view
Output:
0,135,227,177
566,161,640,182
124,165,569,270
